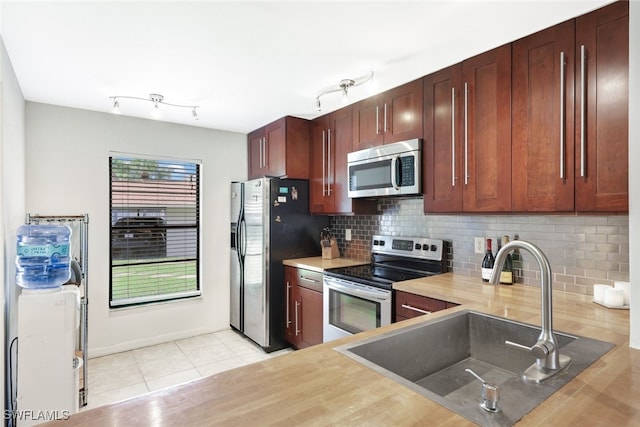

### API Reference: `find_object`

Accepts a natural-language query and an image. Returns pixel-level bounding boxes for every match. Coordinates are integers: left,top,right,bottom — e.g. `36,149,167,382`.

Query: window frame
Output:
109,153,202,308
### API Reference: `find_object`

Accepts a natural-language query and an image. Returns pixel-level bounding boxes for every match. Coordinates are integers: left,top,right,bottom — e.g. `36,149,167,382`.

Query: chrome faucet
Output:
490,240,571,383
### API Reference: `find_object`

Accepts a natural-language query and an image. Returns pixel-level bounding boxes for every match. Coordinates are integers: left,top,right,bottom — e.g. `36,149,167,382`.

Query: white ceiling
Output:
1,0,611,134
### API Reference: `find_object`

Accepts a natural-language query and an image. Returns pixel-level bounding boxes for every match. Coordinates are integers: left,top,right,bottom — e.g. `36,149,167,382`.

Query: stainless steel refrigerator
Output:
230,178,328,352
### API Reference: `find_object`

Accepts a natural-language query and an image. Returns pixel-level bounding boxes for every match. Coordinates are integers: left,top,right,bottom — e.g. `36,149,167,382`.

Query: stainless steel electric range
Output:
322,235,448,342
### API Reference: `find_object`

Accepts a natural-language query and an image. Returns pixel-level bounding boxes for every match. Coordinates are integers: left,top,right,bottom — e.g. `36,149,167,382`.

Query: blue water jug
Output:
16,224,72,289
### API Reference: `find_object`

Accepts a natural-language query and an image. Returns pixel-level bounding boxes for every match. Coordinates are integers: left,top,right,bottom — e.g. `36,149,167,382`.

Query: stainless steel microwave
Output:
347,139,422,198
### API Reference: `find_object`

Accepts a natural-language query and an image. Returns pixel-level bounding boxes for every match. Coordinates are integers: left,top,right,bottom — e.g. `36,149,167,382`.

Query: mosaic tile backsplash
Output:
329,197,629,296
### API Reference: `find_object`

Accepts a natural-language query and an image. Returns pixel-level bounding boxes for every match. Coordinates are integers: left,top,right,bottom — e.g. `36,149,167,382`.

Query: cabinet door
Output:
384,78,423,144
423,64,463,213
309,115,331,213
352,96,384,150
264,118,286,177
512,20,575,212
329,107,354,213
247,129,266,179
297,285,323,348
575,1,628,212
394,290,446,322
462,44,512,212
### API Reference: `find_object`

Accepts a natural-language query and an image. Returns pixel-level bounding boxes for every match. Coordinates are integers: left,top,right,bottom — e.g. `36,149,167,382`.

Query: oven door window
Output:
328,288,381,334
349,159,392,191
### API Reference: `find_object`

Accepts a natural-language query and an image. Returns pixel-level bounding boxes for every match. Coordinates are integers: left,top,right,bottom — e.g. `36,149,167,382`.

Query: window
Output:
109,155,201,307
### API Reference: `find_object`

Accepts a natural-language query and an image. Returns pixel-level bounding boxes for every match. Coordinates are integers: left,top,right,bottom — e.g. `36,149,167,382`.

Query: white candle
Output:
593,284,611,303
614,281,630,306
604,287,624,307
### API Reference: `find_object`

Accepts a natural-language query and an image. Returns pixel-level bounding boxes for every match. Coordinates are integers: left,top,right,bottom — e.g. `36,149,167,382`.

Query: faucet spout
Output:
490,240,571,382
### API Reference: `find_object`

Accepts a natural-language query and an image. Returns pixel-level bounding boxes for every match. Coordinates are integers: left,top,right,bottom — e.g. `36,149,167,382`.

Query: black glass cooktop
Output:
323,264,436,290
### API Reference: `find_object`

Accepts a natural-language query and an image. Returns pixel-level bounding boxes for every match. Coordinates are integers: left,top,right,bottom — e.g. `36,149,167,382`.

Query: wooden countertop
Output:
282,256,367,272
47,273,638,426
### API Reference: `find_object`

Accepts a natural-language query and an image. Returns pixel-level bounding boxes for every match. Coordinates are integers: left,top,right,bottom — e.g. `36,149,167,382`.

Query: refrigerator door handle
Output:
239,219,247,257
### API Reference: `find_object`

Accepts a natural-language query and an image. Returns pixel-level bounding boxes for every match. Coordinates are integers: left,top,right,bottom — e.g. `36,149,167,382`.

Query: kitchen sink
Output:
335,310,614,426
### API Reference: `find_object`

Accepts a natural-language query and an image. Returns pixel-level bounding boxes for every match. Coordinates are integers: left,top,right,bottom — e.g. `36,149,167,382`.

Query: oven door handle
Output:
326,280,390,301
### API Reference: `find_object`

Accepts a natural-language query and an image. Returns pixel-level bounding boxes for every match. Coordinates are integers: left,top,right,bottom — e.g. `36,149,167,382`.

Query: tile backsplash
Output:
329,197,629,296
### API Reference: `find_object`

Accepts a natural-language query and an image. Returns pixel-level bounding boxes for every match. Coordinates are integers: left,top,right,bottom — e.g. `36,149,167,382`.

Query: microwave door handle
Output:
391,156,400,190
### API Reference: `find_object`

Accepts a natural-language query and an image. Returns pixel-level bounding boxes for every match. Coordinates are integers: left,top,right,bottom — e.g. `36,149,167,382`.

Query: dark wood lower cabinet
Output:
284,266,323,349
394,290,458,322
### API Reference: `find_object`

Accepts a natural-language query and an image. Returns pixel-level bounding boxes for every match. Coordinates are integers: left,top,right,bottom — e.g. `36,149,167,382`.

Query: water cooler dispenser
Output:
14,223,83,426
16,286,81,426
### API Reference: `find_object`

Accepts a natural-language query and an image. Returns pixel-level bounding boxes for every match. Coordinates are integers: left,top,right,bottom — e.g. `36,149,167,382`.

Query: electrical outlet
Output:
345,229,352,241
474,237,484,254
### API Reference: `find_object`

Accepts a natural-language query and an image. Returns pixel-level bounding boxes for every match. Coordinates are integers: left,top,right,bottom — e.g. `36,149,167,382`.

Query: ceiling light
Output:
108,93,200,121
315,71,374,112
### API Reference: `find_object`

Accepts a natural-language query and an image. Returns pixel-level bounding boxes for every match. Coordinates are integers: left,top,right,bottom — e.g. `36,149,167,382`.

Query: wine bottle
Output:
481,238,495,282
500,235,514,285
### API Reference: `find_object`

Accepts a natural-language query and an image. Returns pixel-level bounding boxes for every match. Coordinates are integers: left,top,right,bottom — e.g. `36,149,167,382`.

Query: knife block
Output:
321,237,340,259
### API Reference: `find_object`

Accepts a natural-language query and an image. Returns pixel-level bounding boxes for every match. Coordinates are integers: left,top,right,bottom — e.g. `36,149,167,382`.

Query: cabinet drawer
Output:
395,290,446,319
295,269,323,293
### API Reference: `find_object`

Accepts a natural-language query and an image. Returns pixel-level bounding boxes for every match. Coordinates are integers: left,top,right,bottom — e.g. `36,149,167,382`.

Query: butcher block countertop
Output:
47,273,638,426
282,256,367,272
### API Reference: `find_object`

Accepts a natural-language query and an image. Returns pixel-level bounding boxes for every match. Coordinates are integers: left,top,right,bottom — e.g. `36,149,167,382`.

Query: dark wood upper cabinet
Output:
462,44,512,212
423,64,463,213
310,109,353,214
310,107,377,214
353,78,423,150
575,1,629,212
511,20,576,212
424,45,511,214
247,116,310,180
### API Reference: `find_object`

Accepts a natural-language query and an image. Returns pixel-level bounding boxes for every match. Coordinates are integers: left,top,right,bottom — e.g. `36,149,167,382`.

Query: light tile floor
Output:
83,329,293,410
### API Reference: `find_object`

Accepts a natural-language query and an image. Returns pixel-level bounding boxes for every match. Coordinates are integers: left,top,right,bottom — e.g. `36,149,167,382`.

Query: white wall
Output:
25,102,247,356
629,1,639,348
1,37,26,416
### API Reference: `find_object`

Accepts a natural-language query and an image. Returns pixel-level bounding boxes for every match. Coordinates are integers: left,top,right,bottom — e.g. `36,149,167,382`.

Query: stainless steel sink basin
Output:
335,310,614,427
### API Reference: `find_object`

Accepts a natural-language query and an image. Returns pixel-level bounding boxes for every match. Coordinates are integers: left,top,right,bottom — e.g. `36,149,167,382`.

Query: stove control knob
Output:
421,244,429,250
415,243,421,250
430,244,438,251
373,240,380,246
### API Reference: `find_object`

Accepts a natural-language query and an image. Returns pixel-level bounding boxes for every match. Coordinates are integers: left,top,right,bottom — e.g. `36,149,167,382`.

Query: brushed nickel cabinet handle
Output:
383,103,388,133
451,87,456,187
401,303,431,315
464,82,469,185
559,51,566,179
328,128,332,196
580,45,586,178
286,282,291,326
295,301,300,336
322,130,326,196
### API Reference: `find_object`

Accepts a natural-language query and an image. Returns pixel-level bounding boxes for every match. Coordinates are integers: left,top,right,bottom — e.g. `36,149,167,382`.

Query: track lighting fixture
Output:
109,93,200,120
315,71,374,112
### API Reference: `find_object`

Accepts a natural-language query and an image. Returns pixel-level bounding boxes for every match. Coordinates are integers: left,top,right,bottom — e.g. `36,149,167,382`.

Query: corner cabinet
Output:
284,266,323,349
248,116,311,180
574,1,629,212
352,78,423,150
423,44,512,213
